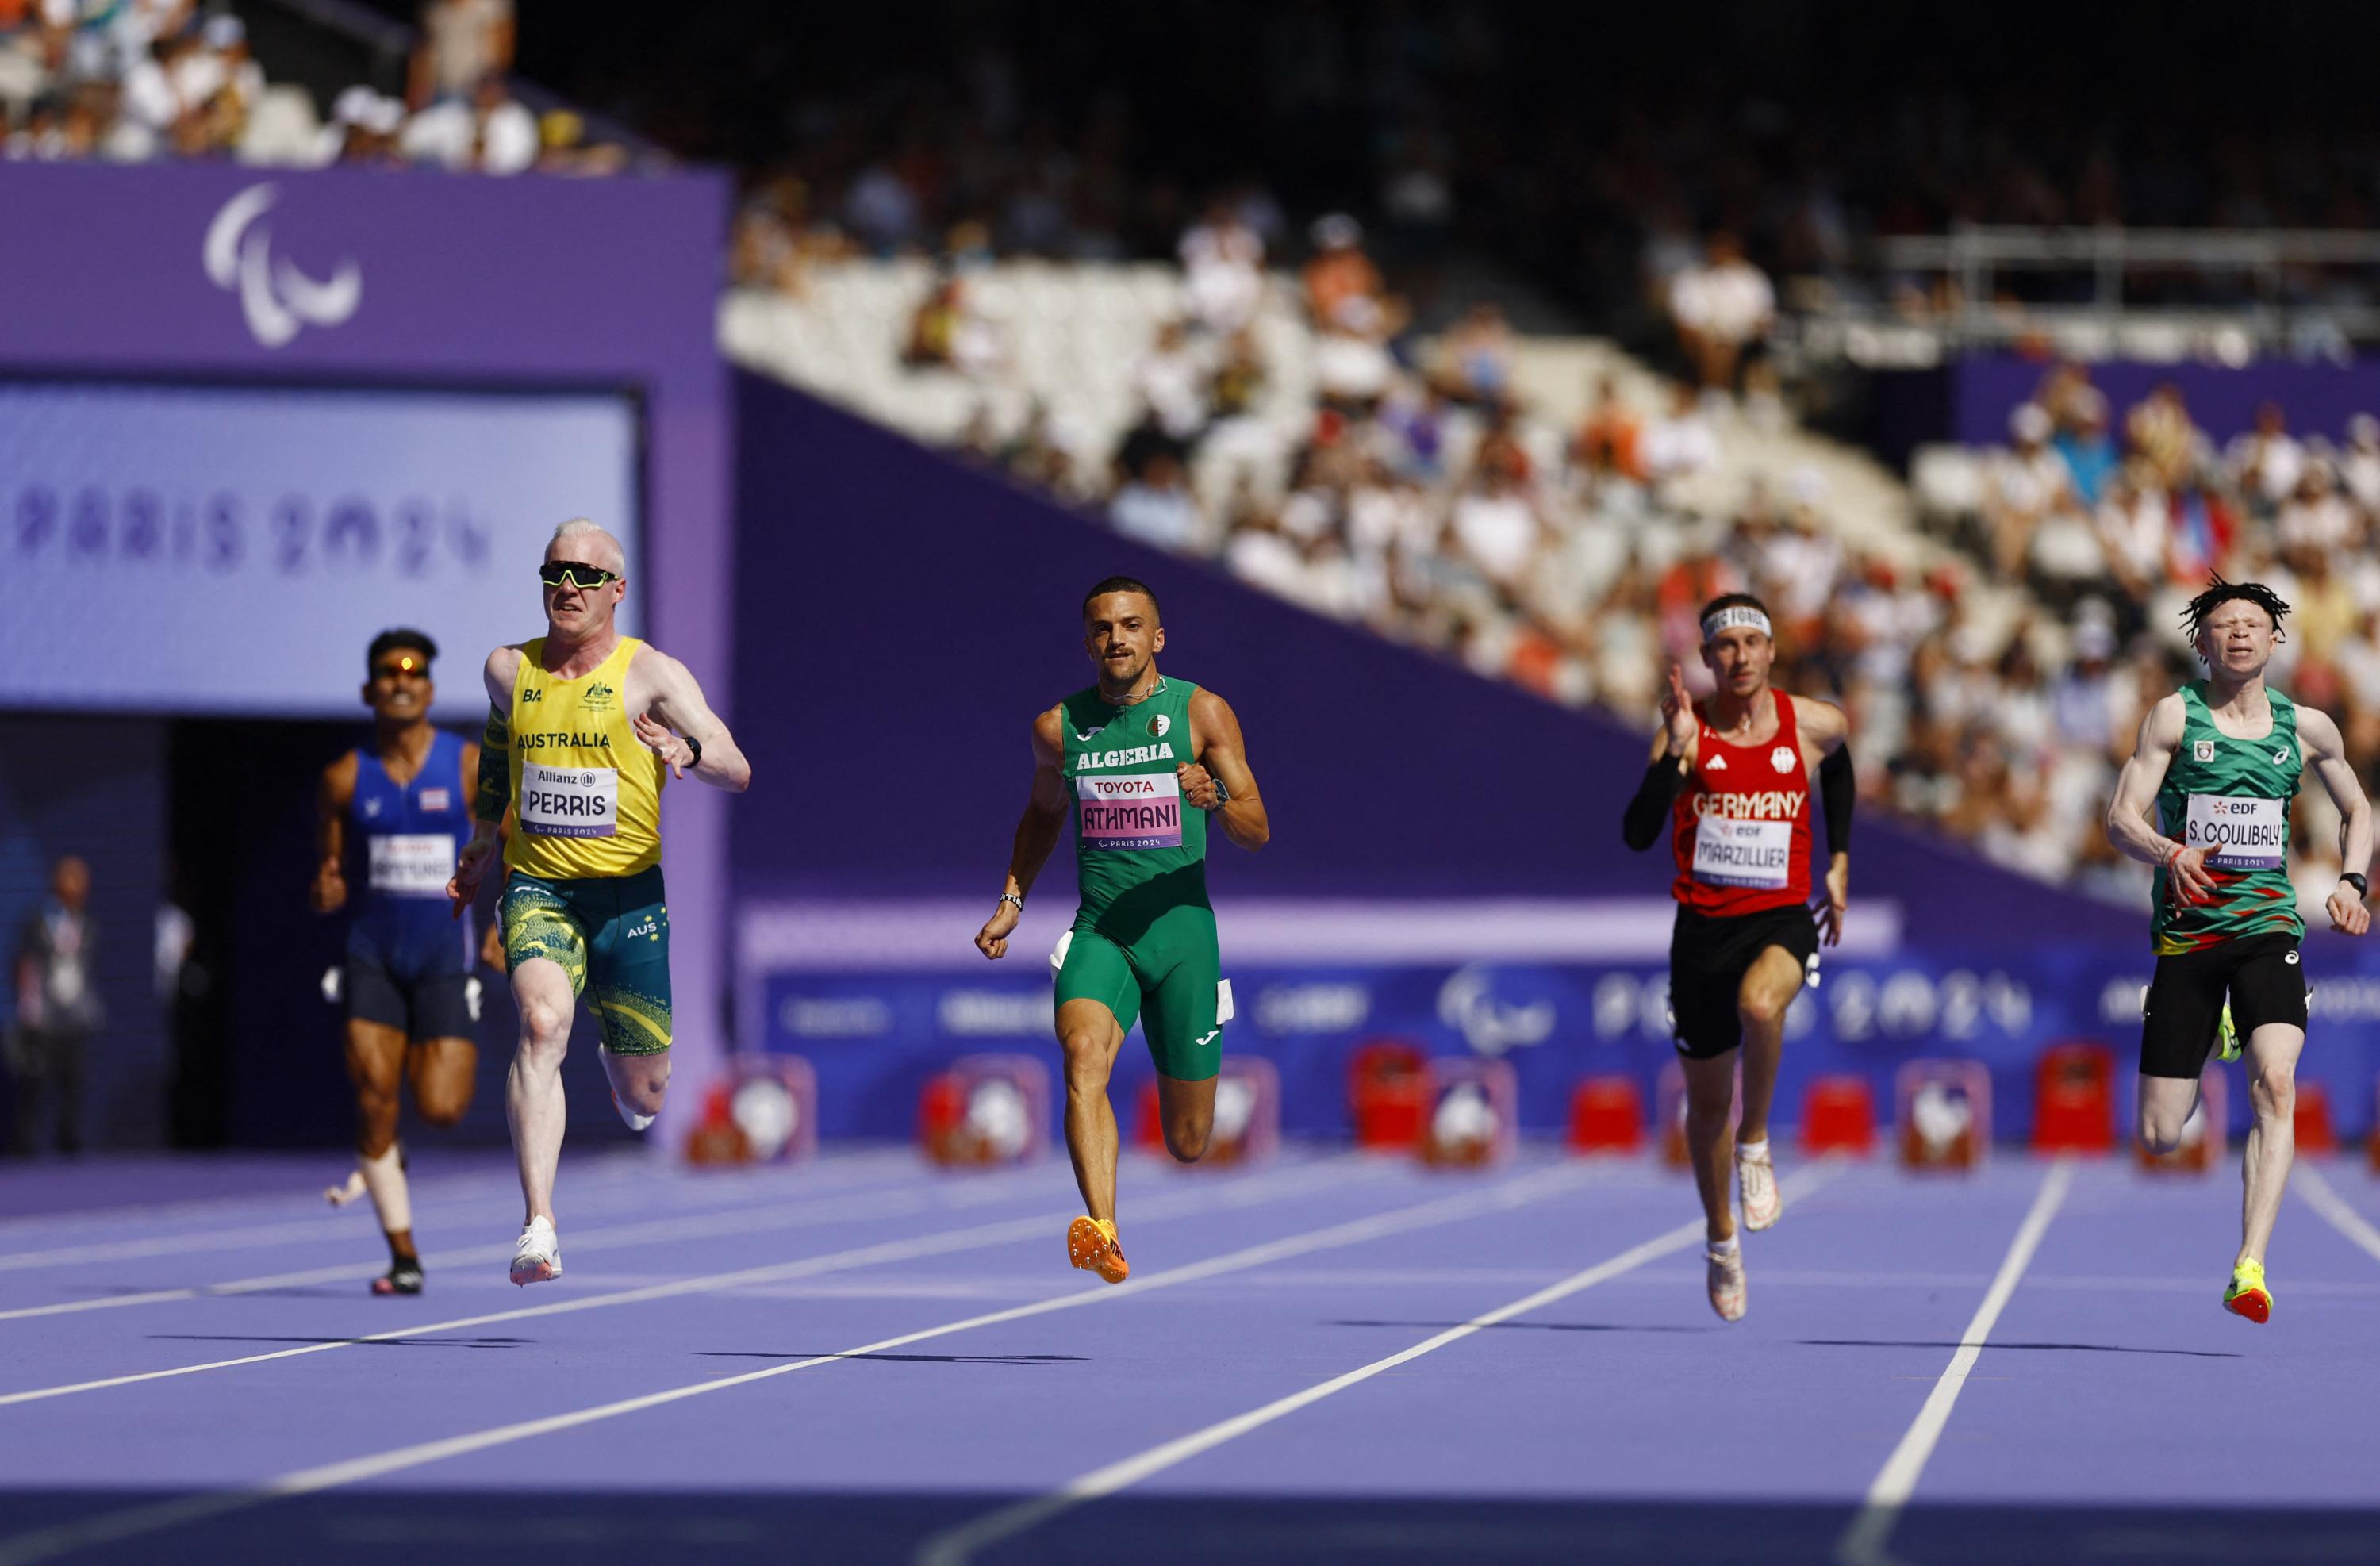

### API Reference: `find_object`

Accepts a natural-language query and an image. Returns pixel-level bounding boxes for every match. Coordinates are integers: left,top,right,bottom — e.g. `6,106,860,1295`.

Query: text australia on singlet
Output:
1691,786,1804,889
1075,741,1181,851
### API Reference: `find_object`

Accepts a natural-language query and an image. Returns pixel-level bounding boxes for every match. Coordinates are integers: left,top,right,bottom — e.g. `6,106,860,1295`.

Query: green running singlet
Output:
1052,676,1227,1081
2153,681,2303,957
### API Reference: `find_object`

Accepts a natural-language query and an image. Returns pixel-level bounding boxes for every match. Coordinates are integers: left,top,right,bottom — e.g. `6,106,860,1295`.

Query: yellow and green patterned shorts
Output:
500,866,674,1054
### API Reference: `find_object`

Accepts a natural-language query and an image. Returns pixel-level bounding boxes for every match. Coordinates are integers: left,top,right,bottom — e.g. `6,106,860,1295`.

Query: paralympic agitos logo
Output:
203,182,363,347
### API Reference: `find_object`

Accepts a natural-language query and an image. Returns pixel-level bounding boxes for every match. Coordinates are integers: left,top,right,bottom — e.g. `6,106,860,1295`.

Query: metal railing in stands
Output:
1792,227,2380,363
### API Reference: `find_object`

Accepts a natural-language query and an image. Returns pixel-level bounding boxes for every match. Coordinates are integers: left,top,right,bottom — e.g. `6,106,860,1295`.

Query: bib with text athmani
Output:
1691,815,1794,889
1077,772,1183,851
520,763,619,838
2186,793,2286,870
367,833,457,896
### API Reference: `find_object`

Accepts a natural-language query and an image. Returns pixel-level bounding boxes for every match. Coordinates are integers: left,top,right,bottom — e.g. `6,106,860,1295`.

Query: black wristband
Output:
2343,871,2369,897
685,734,703,768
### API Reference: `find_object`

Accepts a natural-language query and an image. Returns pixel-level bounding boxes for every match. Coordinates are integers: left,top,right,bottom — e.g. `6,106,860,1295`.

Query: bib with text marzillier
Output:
520,763,619,838
1691,815,1793,889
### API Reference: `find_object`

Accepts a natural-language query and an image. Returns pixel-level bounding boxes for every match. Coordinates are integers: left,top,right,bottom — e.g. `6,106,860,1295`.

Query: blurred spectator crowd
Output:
0,0,620,173
1940,367,2380,908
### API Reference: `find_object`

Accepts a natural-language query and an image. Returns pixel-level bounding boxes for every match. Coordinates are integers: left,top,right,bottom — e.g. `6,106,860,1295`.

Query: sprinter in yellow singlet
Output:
447,519,751,1287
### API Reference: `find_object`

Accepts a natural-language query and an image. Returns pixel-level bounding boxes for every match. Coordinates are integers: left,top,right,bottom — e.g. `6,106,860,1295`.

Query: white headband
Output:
1702,605,1773,643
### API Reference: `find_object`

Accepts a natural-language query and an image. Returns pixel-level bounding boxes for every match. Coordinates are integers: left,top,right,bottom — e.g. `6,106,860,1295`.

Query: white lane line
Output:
0,1154,927,1275
0,1154,1376,1404
0,1173,1046,1324
0,1161,1597,1566
2295,1164,2380,1266
1835,1158,2073,1566
912,1161,1845,1566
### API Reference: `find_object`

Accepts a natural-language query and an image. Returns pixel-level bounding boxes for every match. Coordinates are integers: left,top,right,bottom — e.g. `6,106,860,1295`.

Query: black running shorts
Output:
345,953,478,1042
2140,933,2308,1080
1668,903,1819,1060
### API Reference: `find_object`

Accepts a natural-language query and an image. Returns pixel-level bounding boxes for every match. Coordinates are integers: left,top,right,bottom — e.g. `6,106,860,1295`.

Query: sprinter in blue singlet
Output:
310,629,501,1295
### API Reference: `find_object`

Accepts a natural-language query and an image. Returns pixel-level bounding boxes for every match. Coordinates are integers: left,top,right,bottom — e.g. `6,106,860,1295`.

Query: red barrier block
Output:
1803,1075,1876,1157
1568,1076,1644,1155
2034,1042,2116,1155
2138,1067,2224,1176
1350,1039,1429,1150
1419,1057,1518,1167
1897,1059,1990,1172
919,1054,1050,1168
2295,1079,2338,1156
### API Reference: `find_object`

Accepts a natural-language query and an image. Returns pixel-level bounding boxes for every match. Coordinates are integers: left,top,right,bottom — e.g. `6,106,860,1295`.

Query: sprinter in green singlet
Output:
2107,578,2371,1324
975,576,1271,1283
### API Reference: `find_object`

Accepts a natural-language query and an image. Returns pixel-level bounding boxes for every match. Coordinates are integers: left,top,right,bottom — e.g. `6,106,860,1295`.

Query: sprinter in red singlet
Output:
1622,592,1852,1321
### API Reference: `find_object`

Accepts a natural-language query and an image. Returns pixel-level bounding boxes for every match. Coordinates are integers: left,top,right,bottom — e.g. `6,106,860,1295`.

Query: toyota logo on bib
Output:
203,183,363,347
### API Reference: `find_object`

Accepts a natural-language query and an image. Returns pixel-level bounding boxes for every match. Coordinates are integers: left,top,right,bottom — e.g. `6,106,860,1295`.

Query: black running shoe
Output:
371,1261,424,1296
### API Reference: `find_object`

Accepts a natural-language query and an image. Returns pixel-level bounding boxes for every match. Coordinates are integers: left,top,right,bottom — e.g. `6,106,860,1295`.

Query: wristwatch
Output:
684,734,703,768
2342,871,2369,897
1209,777,1231,808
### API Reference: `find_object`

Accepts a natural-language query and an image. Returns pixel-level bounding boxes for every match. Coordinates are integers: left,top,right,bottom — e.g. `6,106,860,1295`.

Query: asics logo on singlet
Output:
1075,742,1178,770
2274,745,2292,766
1692,789,1805,820
518,731,613,750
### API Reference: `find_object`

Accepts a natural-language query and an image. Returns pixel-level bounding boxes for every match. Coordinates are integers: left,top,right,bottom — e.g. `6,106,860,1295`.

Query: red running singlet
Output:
1669,691,1814,915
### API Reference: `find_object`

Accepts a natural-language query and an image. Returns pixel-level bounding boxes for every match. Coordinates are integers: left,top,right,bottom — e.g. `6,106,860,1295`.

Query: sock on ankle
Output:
1707,1234,1740,1256
1737,1138,1770,1162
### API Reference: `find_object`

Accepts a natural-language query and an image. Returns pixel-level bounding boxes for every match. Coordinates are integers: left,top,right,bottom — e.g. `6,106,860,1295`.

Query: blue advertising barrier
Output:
750,927,2380,1146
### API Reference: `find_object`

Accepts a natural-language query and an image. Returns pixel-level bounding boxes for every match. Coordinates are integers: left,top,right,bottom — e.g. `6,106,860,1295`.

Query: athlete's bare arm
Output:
975,708,1071,960
311,751,360,914
2106,693,2209,904
2297,706,2374,936
1184,687,1270,852
629,648,752,792
447,646,523,914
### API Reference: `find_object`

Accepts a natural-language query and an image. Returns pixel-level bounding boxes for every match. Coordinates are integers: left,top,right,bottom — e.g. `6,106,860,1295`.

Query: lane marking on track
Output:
912,1161,1844,1566
0,1154,1375,1402
0,1161,1598,1565
0,1155,924,1276
1835,1157,2073,1566
2295,1164,2380,1266
0,1173,1046,1325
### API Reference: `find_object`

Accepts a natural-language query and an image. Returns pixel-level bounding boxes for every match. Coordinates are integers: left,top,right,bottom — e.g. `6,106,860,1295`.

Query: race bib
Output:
1691,816,1793,889
520,763,619,838
1077,772,1182,851
2186,793,2286,870
367,833,455,896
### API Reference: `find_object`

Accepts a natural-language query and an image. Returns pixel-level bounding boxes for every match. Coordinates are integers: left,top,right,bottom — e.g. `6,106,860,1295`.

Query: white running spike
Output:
509,1216,563,1286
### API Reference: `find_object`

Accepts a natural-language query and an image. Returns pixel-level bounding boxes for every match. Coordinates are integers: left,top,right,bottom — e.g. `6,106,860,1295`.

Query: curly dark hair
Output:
2179,576,2290,662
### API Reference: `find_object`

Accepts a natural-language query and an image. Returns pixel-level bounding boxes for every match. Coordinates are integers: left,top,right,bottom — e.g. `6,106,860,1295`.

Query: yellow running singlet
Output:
504,637,666,880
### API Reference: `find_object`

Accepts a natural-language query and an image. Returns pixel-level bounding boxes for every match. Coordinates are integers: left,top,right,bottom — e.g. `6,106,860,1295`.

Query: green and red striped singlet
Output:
2152,680,2303,956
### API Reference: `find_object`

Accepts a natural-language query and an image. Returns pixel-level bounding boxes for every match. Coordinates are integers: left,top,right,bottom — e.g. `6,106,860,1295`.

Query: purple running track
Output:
0,1146,2374,1563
